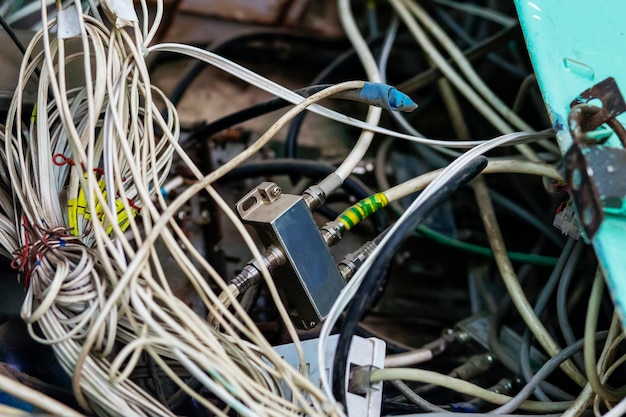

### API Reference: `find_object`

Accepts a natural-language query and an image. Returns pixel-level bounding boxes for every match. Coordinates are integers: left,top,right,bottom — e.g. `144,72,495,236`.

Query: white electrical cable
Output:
334,0,382,181
384,159,561,203
0,373,85,417
4,14,369,412
148,43,545,150
408,0,531,130
389,0,552,162
1,1,350,415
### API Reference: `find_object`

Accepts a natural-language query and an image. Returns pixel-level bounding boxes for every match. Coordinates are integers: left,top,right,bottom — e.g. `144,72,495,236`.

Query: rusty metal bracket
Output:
560,77,626,239
570,77,626,132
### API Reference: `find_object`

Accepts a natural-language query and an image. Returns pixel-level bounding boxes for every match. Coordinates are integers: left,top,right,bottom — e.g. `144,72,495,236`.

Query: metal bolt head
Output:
456,331,470,343
270,186,281,197
297,320,317,330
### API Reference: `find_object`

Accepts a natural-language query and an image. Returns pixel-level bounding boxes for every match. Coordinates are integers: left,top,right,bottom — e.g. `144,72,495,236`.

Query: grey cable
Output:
389,380,448,413
556,240,586,371
487,238,578,399
378,13,461,161
520,238,577,401
488,189,564,247
493,331,607,414
432,5,525,78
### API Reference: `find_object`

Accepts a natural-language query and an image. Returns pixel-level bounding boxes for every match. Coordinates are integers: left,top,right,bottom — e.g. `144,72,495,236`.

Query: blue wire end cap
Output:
359,82,417,112
385,85,418,112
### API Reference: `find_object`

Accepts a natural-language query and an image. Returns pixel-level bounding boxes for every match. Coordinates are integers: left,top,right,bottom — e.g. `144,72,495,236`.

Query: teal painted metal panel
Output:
515,0,626,324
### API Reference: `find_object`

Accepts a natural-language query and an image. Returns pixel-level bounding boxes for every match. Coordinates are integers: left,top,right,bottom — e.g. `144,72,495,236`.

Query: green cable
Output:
416,226,558,267
384,202,559,266
338,191,559,266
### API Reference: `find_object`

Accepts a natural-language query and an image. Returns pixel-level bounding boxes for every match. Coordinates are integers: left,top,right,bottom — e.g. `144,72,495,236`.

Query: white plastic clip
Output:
101,0,138,28
57,5,81,39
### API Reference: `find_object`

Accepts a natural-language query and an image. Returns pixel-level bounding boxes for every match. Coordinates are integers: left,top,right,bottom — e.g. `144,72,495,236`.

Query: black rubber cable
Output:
0,13,26,56
0,14,40,79
397,24,518,93
284,37,383,159
184,85,331,143
331,156,489,409
433,6,526,79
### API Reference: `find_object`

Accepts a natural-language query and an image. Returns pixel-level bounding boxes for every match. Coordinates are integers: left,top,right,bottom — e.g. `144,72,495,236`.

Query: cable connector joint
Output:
338,240,377,281
348,365,380,396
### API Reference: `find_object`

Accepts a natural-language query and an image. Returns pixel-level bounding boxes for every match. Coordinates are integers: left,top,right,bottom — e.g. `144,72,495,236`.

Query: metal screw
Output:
270,186,281,197
456,331,470,343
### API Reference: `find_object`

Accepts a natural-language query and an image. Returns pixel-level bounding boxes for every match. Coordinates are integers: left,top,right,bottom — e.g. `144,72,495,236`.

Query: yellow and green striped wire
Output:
337,192,389,231
334,191,558,266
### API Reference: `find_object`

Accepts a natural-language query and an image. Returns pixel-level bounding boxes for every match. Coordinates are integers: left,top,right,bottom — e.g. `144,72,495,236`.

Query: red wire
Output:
52,153,75,166
127,198,142,212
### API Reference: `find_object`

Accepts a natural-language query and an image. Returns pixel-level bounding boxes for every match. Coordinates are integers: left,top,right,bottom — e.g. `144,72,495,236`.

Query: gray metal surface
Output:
237,182,345,328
